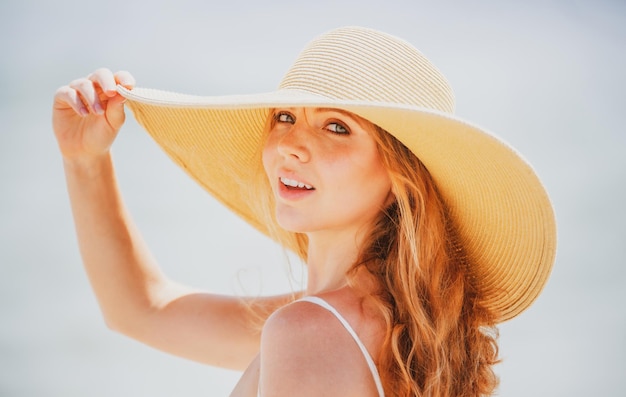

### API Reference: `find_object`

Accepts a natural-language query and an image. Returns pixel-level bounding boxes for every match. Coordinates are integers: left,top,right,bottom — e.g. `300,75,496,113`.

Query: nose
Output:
276,123,310,163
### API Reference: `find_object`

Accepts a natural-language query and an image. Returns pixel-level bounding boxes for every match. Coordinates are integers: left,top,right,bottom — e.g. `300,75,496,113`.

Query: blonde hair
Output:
251,110,500,396
352,123,500,396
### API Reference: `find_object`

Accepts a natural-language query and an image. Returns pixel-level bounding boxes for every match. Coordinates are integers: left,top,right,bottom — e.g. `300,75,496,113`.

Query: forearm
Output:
53,72,283,367
63,152,178,331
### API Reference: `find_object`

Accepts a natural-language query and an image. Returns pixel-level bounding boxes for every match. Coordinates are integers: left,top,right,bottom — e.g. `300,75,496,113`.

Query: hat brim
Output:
118,85,556,323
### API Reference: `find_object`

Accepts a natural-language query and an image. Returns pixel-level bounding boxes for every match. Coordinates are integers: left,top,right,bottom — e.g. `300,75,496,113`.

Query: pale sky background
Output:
1,0,625,396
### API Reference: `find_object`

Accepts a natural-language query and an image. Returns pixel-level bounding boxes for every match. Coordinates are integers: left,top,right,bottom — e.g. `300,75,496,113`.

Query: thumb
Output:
105,94,127,131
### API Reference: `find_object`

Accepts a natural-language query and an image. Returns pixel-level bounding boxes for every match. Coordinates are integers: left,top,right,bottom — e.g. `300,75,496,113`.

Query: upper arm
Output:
117,283,298,370
259,301,377,397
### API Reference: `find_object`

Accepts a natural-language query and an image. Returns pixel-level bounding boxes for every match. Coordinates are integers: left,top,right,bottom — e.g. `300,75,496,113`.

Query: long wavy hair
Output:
250,109,500,396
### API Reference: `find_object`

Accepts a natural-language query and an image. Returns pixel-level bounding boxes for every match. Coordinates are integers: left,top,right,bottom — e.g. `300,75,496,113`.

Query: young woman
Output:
52,27,556,396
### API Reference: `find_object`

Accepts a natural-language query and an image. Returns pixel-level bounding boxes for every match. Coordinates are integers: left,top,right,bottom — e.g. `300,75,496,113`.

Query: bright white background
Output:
1,0,624,395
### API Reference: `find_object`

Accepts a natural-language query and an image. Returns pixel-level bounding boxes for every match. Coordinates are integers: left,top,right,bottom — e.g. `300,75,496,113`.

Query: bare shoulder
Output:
259,298,380,397
262,298,334,339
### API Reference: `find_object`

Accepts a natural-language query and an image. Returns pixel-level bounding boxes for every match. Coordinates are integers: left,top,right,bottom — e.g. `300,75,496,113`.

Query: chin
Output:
275,219,311,234
274,213,317,234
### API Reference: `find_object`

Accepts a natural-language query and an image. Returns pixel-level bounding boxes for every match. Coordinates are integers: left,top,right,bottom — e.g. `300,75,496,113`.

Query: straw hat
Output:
118,26,556,322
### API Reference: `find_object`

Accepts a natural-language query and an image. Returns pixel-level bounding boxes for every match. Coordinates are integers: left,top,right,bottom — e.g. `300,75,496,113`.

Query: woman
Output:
52,27,556,396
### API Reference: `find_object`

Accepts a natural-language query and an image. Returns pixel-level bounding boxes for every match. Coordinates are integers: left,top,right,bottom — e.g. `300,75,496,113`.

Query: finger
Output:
88,67,118,97
69,78,105,115
54,85,89,117
114,70,136,90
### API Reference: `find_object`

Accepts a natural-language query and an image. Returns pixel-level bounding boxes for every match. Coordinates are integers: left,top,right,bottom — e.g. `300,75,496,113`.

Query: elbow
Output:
102,314,124,333
101,311,129,335
100,308,142,337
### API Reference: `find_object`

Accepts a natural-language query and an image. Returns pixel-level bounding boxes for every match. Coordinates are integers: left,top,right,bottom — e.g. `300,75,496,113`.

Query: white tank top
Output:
259,296,385,396
300,296,385,396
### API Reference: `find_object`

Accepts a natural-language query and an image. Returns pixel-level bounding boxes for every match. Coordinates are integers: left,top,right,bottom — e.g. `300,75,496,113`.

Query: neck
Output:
305,227,367,295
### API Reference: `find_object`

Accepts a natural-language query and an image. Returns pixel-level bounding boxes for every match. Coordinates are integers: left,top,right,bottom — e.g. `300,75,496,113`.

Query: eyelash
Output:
273,111,351,135
326,121,349,135
273,111,295,124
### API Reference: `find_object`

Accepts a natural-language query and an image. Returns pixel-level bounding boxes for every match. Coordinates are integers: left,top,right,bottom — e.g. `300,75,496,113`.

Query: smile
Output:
280,177,314,190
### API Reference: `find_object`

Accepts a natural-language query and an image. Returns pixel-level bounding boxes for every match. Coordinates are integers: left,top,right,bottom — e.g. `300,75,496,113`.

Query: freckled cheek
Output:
326,156,374,194
341,150,386,181
356,156,392,202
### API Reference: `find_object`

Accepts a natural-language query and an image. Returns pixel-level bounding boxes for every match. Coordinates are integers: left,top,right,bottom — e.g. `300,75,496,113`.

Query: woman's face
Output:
262,107,392,235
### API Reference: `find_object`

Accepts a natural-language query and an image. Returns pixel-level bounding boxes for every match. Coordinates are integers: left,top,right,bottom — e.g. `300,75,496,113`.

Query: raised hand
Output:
52,68,135,162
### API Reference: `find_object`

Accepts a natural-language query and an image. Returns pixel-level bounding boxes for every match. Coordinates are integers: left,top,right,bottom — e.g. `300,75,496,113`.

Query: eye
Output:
326,121,350,135
274,111,295,124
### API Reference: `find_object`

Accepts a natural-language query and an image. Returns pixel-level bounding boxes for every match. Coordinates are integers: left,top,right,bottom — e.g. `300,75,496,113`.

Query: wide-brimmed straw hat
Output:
118,26,556,322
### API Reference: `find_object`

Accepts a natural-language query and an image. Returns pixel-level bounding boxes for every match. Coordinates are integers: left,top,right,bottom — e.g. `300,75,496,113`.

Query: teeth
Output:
280,177,313,190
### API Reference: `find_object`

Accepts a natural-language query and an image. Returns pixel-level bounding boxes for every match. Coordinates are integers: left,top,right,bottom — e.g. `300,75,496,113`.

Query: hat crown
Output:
279,27,456,114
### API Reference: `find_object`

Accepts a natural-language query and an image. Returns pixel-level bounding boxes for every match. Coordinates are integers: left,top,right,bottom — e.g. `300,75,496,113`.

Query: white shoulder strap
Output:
298,296,385,397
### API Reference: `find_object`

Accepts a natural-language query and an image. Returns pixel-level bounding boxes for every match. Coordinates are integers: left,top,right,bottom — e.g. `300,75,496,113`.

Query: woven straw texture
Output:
119,26,556,322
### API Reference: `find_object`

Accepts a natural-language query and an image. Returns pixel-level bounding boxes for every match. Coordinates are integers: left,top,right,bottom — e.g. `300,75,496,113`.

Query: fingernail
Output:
94,103,104,114
79,107,89,117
